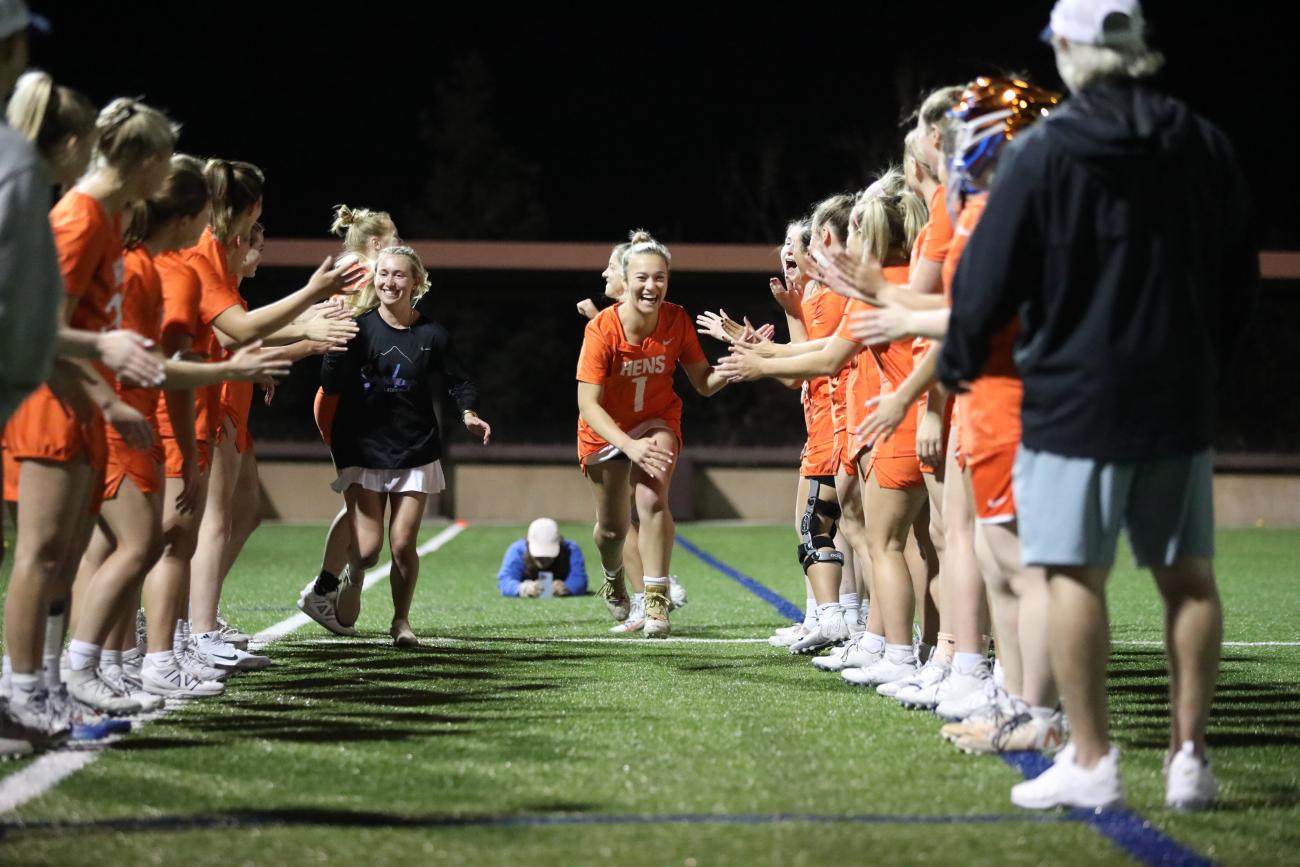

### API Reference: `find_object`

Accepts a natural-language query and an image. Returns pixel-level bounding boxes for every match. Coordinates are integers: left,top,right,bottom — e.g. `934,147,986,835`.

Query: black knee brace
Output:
797,478,844,573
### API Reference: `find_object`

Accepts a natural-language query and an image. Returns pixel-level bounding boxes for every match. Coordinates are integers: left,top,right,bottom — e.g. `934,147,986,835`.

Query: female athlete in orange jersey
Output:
300,205,400,636
2,98,176,739
718,175,928,676
577,231,728,638
64,156,290,709
184,160,362,670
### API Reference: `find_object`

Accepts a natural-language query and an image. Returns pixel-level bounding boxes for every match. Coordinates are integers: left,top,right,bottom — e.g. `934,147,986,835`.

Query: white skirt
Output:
331,459,445,495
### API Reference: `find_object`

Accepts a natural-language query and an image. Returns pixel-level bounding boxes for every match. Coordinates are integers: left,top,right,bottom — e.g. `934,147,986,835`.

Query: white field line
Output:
0,521,468,816
293,636,771,646
1114,640,1300,648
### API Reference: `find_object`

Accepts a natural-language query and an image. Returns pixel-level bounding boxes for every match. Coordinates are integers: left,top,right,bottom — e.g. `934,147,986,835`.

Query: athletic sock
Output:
803,598,818,627
67,640,102,672
936,631,956,664
43,604,67,687
9,672,40,706
644,577,668,591
2,655,11,694
313,569,339,595
839,593,859,628
861,631,886,655
885,643,914,664
953,652,985,676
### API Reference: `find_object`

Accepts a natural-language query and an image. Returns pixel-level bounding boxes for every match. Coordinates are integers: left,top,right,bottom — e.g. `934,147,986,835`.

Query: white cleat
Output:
65,666,142,715
769,623,813,648
933,659,994,722
1164,742,1216,812
141,659,225,699
100,662,166,714
842,654,917,688
298,580,358,637
193,631,270,671
177,644,230,683
610,597,646,634
892,659,952,706
789,611,849,655
810,642,855,672
668,576,688,610
1011,743,1124,811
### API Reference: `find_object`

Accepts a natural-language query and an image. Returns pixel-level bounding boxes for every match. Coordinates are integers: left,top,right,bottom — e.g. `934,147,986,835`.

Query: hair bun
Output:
627,228,655,245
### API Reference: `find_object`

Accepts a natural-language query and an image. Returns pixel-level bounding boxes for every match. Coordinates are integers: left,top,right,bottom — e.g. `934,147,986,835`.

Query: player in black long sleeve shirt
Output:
315,247,490,649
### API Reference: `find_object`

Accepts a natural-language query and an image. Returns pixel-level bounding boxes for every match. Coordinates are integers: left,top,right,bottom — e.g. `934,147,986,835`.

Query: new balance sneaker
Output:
193,631,270,671
176,643,230,683
298,580,358,637
141,658,224,699
335,564,364,628
790,609,849,655
643,584,671,639
1011,743,1124,811
598,571,631,622
65,665,142,715
891,658,952,705
610,597,646,634
934,659,995,722
100,662,166,714
215,612,251,650
668,576,688,610
956,705,1067,755
842,653,917,687
1164,742,1216,812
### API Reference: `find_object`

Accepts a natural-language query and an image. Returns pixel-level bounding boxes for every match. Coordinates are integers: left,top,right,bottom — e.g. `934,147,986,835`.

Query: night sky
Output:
26,2,1293,248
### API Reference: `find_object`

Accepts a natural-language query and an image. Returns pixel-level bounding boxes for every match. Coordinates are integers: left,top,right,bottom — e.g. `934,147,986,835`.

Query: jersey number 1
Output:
632,376,647,412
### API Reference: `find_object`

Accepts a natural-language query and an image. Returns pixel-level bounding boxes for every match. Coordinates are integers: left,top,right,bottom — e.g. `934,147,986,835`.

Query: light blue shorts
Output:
1013,446,1215,569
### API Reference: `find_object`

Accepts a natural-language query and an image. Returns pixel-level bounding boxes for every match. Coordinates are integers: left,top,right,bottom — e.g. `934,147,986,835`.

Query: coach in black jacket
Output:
937,0,1256,812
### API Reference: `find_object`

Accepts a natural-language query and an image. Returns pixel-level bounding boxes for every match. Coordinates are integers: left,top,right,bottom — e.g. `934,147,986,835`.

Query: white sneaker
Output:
65,666,142,715
1164,742,1216,812
842,653,917,687
1011,743,1125,810
934,659,994,721
215,612,251,650
668,576,688,610
298,580,359,637
789,610,849,655
0,700,35,760
194,631,270,671
177,643,230,683
3,689,70,747
890,658,951,704
141,658,225,699
100,663,165,714
610,597,646,634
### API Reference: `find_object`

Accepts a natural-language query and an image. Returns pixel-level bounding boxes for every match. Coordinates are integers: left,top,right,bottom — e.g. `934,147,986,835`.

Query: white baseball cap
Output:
1042,0,1146,48
0,1,47,41
526,518,562,559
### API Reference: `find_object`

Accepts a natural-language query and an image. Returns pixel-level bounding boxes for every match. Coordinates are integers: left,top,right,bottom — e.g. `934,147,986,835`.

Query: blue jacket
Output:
497,539,588,597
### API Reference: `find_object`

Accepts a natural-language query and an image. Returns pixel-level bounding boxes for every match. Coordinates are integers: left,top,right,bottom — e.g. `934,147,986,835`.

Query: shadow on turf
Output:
1108,648,1300,750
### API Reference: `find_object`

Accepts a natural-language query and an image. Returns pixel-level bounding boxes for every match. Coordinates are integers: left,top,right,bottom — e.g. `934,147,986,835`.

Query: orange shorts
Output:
3,386,108,513
216,409,254,454
2,444,17,502
967,443,1017,523
104,435,164,499
162,436,212,479
866,451,924,490
800,430,838,478
313,389,339,446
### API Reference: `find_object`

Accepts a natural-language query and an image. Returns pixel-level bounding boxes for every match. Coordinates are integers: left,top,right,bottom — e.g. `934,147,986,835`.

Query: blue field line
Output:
676,535,804,622
1,810,1067,836
680,535,1217,867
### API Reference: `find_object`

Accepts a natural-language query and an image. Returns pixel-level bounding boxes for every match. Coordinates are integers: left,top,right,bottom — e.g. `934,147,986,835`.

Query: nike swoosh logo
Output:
663,338,674,345
987,495,1009,509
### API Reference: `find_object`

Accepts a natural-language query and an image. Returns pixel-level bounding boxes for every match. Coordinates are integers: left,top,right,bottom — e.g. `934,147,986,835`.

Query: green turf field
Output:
1,522,1297,866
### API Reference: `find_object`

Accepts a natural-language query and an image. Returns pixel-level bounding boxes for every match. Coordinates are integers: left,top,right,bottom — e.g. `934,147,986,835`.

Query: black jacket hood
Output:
1042,79,1197,173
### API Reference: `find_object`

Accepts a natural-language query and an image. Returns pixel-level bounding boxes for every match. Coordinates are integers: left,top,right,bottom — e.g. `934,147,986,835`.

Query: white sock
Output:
102,649,123,667
953,652,985,675
603,565,624,579
67,640,102,672
145,650,176,669
644,577,668,590
1,655,10,693
43,655,62,688
861,631,886,654
802,598,817,627
839,593,859,627
885,642,914,663
9,672,40,706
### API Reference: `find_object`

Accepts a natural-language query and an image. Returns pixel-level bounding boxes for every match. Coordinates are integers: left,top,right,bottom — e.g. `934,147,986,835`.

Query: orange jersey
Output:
920,184,954,264
838,265,913,458
943,194,989,456
798,282,848,452
186,228,253,448
113,247,164,422
154,252,220,443
49,189,125,337
576,302,705,460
